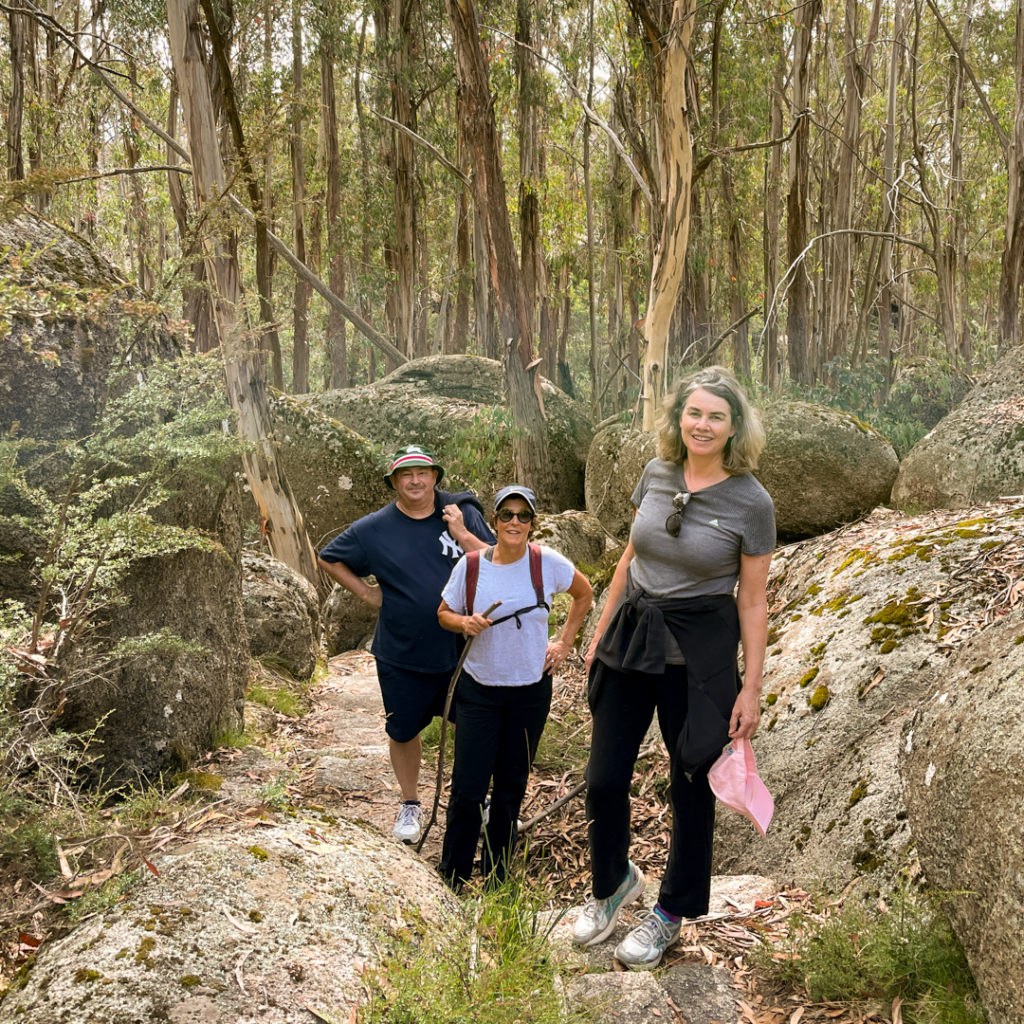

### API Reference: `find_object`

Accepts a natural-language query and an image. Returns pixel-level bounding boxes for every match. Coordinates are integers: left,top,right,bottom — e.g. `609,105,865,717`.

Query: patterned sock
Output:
653,904,681,924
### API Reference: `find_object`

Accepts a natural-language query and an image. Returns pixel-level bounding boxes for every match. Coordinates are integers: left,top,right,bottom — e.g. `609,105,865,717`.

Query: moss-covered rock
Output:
892,344,1024,511
757,399,899,541
714,498,1024,895
302,354,593,513
242,552,321,679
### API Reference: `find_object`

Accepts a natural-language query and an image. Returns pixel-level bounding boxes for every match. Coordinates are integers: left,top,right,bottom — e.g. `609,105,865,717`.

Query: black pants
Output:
585,660,716,918
439,671,552,888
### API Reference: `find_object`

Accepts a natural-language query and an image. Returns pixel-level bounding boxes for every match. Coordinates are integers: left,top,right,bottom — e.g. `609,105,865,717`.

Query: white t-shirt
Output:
442,546,576,686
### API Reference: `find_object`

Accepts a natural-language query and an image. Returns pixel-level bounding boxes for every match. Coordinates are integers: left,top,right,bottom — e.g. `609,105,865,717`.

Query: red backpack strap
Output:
465,550,480,614
528,543,545,607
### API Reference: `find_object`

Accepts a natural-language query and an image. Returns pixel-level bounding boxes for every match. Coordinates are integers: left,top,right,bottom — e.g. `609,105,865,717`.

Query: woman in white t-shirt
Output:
437,485,593,890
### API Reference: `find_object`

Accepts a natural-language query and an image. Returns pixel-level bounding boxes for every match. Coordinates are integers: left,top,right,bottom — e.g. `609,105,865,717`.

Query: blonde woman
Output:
571,366,775,969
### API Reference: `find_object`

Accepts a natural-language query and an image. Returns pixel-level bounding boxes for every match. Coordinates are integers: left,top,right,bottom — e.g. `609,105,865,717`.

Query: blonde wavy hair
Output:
656,365,765,474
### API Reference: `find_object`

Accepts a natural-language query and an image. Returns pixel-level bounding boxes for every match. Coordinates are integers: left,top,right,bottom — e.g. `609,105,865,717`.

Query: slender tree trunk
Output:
786,0,820,386
710,1,748,378
7,7,27,180
583,0,599,414
385,0,419,359
1000,0,1024,349
167,79,215,350
447,0,552,496
762,49,784,389
262,0,283,389
167,0,318,586
321,45,348,387
878,0,902,367
451,185,472,354
634,0,698,428
290,0,310,393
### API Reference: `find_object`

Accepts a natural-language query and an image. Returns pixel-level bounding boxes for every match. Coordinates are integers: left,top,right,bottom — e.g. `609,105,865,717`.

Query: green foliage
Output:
256,777,292,810
359,870,584,1024
783,357,970,458
440,407,517,495
0,353,243,880
64,869,140,925
765,889,986,1024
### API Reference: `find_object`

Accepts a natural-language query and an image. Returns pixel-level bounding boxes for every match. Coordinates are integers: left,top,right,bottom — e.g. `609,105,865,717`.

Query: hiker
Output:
436,485,593,891
571,366,775,970
317,445,495,845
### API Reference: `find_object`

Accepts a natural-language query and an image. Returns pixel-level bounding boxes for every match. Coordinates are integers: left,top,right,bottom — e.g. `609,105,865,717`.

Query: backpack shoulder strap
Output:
528,543,545,608
465,550,480,614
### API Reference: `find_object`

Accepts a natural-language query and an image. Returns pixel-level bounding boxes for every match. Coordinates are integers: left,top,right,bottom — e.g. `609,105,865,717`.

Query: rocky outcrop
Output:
902,610,1024,1024
242,552,321,679
303,354,593,512
584,422,655,540
757,400,899,540
271,393,391,551
532,510,611,569
323,584,379,657
0,816,457,1024
713,498,1024,895
60,475,251,782
0,213,180,448
892,345,1024,511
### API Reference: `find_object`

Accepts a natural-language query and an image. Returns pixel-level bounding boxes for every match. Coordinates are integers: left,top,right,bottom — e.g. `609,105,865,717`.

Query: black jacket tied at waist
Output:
593,582,741,775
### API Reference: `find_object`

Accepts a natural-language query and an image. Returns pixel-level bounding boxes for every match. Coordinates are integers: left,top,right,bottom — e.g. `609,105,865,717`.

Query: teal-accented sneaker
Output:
571,862,646,947
613,909,682,970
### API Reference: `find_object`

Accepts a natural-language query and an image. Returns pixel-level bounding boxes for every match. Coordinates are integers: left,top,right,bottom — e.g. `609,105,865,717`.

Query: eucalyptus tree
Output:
447,0,553,496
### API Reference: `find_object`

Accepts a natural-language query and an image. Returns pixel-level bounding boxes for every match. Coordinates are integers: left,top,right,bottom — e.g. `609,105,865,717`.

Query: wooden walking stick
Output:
415,601,501,853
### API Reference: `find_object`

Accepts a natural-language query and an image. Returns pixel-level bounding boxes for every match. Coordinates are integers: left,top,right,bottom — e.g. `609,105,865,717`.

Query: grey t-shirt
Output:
629,457,776,600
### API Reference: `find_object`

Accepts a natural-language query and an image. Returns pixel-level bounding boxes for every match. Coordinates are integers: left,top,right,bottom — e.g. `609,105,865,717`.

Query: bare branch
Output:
373,111,469,186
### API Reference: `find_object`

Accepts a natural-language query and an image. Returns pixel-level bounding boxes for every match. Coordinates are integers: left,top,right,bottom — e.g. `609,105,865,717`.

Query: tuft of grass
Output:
359,868,585,1024
64,870,140,925
247,680,309,717
763,888,987,1024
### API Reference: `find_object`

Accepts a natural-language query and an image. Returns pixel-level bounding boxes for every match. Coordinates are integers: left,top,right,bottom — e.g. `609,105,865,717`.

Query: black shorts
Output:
376,660,457,743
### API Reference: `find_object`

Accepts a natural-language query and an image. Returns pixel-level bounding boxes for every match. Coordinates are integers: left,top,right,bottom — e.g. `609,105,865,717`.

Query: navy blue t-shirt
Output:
319,494,494,673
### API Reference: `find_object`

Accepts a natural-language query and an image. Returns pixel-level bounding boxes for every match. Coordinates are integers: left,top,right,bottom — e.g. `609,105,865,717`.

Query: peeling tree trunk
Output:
636,0,697,429
167,0,318,586
1000,0,1024,349
447,0,552,497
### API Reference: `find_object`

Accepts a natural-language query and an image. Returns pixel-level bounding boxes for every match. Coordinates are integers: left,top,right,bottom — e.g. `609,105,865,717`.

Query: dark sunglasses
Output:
664,491,691,537
496,508,534,523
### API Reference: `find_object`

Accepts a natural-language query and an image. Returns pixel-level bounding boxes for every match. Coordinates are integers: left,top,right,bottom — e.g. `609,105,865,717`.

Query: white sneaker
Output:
571,861,646,947
393,802,422,843
614,909,682,970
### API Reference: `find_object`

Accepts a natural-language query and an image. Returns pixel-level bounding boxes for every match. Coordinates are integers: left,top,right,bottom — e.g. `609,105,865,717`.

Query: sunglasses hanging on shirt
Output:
665,491,691,537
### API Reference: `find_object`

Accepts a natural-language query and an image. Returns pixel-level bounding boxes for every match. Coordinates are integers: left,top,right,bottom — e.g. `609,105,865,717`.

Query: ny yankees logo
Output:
439,530,463,559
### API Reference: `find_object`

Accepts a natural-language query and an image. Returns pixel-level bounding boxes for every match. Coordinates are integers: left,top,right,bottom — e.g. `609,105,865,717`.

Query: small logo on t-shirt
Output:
439,530,464,559
708,518,720,529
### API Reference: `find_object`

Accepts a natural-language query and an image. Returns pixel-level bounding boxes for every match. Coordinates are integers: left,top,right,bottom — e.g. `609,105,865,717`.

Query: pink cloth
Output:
708,737,774,836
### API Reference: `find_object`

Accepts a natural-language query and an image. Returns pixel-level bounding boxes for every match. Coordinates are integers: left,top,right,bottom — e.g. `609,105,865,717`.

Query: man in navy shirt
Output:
318,445,494,844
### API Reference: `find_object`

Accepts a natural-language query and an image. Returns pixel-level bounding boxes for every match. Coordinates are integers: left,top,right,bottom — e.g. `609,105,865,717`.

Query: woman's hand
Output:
584,635,600,673
544,637,573,673
728,685,761,740
462,612,493,637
